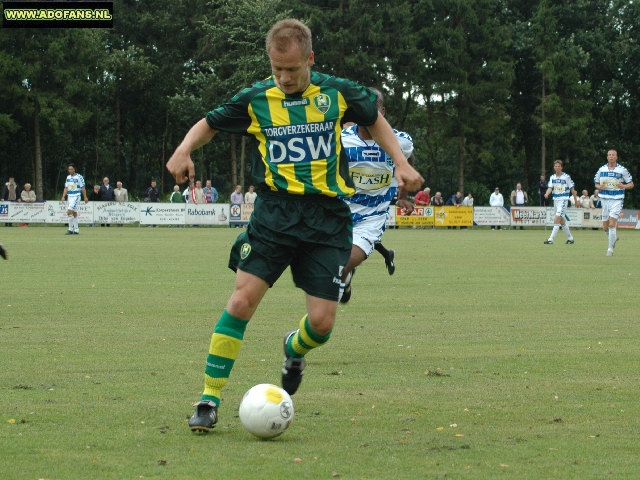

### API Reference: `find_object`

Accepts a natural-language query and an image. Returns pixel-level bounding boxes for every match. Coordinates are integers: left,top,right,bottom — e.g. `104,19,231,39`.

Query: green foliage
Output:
0,0,639,206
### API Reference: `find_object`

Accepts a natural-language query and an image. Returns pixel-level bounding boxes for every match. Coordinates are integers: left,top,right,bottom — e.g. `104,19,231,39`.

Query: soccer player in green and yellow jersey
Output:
166,18,423,433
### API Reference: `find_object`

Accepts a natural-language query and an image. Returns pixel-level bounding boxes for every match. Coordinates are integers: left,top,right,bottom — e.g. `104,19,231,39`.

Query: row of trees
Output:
1,0,638,206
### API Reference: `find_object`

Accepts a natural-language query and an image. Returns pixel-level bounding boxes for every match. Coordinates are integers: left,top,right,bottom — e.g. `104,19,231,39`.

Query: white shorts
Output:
352,214,387,258
601,198,623,220
553,199,568,218
67,194,81,212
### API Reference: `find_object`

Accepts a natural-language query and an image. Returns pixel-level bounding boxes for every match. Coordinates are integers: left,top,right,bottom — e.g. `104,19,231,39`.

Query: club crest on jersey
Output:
240,243,251,260
313,94,331,114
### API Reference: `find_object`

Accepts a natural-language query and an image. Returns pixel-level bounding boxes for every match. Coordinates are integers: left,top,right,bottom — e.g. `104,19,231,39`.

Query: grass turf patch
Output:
1,226,638,479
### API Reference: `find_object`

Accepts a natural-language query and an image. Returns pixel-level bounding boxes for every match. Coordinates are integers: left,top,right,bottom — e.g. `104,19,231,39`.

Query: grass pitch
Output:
1,225,639,479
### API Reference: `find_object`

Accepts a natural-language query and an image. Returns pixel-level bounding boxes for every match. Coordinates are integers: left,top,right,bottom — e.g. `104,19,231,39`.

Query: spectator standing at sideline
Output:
230,185,243,205
543,160,579,245
2,177,20,226
431,191,444,206
510,183,528,230
578,189,593,209
462,193,473,206
244,185,257,204
19,183,36,227
100,177,115,201
21,183,36,203
145,180,160,202
446,191,463,207
99,177,115,226
538,175,548,206
489,187,504,230
414,187,430,206
170,185,183,203
166,18,422,433
594,149,634,257
112,181,128,227
445,191,463,229
183,181,194,203
114,182,128,202
194,180,205,204
203,180,218,203
89,185,101,201
590,189,602,208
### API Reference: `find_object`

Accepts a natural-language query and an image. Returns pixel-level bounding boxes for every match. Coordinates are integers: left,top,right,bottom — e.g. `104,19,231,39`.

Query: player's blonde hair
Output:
553,159,563,166
266,19,312,58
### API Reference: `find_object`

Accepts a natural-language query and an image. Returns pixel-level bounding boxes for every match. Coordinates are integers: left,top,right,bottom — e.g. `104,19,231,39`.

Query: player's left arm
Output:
367,116,423,191
396,152,415,216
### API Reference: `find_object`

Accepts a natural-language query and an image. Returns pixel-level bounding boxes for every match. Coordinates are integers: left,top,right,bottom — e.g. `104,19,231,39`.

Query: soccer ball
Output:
238,383,294,439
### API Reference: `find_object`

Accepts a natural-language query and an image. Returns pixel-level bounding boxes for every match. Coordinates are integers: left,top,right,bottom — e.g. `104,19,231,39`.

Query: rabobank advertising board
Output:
185,204,230,226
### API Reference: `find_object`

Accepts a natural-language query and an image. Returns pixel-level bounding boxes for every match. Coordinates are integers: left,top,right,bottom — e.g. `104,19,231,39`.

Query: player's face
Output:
269,45,314,95
607,150,617,165
67,166,75,175
553,163,562,175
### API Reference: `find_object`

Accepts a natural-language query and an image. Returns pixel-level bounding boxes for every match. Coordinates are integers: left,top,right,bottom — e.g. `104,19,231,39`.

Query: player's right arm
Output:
61,187,68,202
544,187,552,199
167,119,218,183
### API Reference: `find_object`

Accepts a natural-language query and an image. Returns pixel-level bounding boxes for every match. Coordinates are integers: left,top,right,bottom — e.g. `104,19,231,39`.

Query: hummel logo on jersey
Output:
362,150,381,158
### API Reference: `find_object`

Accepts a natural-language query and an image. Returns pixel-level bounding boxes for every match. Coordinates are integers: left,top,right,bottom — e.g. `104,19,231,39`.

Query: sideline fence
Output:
2,202,639,229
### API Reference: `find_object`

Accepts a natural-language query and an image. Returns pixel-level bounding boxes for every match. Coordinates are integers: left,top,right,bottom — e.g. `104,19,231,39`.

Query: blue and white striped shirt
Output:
340,125,413,224
594,163,632,200
65,173,85,195
548,173,574,200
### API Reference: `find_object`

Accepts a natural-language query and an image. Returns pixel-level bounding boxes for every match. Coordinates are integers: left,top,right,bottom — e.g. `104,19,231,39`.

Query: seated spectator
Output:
230,185,243,205
21,183,36,203
578,189,592,208
431,191,444,206
203,180,218,203
244,185,257,204
414,187,430,206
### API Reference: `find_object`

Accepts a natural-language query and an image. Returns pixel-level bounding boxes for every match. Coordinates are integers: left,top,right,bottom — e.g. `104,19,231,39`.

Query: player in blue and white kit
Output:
60,163,89,235
543,159,579,245
339,88,415,303
594,149,634,256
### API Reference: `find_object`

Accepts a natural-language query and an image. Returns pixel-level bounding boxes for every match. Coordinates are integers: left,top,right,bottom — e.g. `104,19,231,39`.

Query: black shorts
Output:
229,192,352,301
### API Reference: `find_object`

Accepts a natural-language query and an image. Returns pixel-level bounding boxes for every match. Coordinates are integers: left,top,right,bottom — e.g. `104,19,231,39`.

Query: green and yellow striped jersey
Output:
206,72,378,197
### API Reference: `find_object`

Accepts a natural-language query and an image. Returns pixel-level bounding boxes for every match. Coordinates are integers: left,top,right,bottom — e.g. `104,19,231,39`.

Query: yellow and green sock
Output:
201,310,248,406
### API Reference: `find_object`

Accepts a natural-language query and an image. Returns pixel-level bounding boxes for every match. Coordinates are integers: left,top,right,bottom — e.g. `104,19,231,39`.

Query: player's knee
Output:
227,292,260,319
307,314,335,337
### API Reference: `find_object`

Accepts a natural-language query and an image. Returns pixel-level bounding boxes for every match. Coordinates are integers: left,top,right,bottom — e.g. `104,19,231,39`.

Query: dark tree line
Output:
1,0,639,206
